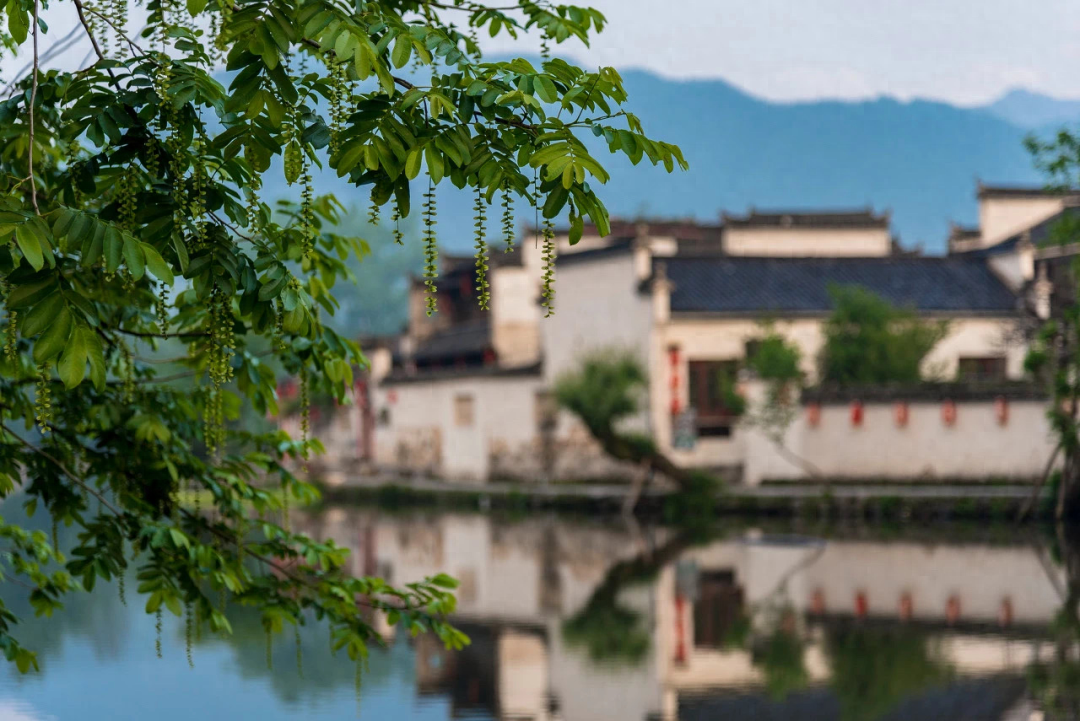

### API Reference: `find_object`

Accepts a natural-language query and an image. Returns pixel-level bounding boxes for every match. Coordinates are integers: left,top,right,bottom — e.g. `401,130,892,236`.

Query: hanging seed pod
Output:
391,198,404,245
190,133,209,248
156,284,169,336
299,367,310,470
155,607,163,658
185,600,194,668
121,341,135,404
501,182,514,252
295,625,303,679
281,476,290,533
473,186,490,310
4,309,16,363
118,569,126,606
245,169,262,230
367,194,380,226
34,364,51,432
540,34,550,61
540,219,556,317
422,180,439,316
51,518,58,555
118,166,139,230
300,168,315,257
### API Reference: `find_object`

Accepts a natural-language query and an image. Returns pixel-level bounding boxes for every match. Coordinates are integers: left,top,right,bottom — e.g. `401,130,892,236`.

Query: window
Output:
688,360,742,436
957,356,1007,382
693,570,744,649
453,394,475,427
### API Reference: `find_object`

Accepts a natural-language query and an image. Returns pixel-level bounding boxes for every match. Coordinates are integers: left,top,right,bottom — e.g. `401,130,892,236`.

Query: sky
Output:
4,0,1080,105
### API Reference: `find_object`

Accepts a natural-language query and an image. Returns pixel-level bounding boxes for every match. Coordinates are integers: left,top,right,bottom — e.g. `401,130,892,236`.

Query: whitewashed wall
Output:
741,387,1055,485
724,226,891,257
374,373,543,481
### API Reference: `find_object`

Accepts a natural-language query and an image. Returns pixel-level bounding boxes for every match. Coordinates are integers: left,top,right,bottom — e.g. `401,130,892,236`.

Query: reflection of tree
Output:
754,611,808,701
1028,524,1080,719
561,530,699,667
828,626,951,721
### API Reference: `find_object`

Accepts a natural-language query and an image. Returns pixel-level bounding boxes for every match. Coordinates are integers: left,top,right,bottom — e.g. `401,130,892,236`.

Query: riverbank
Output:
316,475,1047,522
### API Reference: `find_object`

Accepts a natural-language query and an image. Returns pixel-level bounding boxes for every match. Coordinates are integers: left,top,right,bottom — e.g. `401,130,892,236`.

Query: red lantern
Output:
894,402,909,427
854,591,868,618
850,401,864,427
807,403,821,428
999,597,1013,627
946,595,961,624
387,390,398,405
899,592,913,621
669,346,681,416
674,596,687,665
942,400,957,426
810,588,825,615
995,396,1009,426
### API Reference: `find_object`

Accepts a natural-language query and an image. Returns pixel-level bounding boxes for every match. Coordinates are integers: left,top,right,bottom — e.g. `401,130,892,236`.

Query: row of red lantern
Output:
810,589,1014,626
806,398,1011,428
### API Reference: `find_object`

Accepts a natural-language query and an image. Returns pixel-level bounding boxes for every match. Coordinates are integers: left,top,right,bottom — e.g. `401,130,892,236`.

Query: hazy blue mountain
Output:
262,71,1080,255
981,88,1080,129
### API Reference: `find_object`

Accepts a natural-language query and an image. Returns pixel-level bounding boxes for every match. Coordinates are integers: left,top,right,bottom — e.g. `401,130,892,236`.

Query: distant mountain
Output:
980,88,1080,129
263,71,1080,255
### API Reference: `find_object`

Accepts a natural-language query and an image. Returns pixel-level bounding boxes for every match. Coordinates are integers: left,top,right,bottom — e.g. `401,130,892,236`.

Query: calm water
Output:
0,506,1072,720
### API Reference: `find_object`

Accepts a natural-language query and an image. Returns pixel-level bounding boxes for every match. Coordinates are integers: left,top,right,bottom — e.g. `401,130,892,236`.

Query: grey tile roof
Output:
663,257,1019,315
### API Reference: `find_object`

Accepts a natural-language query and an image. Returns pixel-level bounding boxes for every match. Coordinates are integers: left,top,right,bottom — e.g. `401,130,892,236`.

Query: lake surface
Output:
0,505,1071,720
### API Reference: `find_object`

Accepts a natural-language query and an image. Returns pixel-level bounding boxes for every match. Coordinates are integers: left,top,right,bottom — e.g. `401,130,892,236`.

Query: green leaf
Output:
123,237,146,280
14,224,44,271
7,3,28,44
104,226,123,273
142,244,174,285
33,305,72,364
186,0,207,15
58,324,89,389
85,326,106,391
20,292,65,337
391,33,412,69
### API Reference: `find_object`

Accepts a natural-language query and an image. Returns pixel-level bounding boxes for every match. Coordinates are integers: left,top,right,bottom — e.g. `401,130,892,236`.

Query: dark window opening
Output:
693,570,744,649
957,356,1006,382
688,360,741,434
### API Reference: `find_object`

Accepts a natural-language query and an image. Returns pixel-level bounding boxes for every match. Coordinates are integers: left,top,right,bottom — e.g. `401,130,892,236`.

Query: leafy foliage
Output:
553,349,646,437
821,285,947,385
0,0,683,673
828,627,951,721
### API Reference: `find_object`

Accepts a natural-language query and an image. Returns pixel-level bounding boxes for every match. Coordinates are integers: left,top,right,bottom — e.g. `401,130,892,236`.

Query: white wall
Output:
374,374,543,481
652,315,1025,469
541,249,653,384
724,227,891,257
742,392,1056,484
979,195,1064,246
491,264,542,367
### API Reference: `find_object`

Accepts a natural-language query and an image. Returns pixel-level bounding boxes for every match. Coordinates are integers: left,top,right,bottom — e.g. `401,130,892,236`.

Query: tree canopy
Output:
820,285,946,386
0,0,685,674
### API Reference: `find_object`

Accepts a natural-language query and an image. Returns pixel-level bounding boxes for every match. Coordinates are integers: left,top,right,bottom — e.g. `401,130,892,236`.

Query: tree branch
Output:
1,423,123,517
72,0,108,63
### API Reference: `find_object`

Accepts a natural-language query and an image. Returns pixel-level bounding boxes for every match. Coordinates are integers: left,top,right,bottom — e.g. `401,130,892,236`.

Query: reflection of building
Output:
301,183,1074,484
300,510,1065,721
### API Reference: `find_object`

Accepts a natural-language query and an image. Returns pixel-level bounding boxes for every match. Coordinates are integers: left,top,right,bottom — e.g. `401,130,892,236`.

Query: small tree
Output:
554,350,715,494
821,286,947,385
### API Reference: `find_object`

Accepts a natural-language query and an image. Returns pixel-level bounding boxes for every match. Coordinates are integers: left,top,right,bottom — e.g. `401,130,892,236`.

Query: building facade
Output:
313,185,1068,485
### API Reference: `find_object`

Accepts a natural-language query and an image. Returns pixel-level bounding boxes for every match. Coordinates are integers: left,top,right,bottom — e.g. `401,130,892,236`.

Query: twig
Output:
27,0,40,214
72,0,108,64
1,423,122,516
83,5,146,56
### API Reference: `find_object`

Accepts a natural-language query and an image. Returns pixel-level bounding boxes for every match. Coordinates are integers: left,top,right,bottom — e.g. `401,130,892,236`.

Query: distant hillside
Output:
980,88,1080,130
263,71,1080,254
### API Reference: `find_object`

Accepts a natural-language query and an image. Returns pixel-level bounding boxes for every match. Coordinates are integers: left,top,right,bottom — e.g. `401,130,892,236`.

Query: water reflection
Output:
1,507,1074,720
